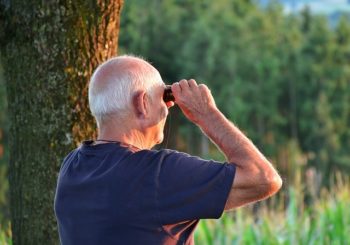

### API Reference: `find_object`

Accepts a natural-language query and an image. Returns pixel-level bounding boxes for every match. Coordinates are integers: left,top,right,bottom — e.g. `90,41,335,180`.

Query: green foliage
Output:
119,0,350,183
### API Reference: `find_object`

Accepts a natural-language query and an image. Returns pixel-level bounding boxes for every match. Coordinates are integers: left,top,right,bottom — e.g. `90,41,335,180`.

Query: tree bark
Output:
0,0,123,244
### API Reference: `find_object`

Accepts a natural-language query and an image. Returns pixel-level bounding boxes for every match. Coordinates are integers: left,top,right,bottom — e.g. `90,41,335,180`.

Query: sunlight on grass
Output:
195,175,350,245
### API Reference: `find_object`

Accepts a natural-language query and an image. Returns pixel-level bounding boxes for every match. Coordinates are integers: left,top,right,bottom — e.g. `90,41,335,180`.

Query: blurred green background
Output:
1,0,350,244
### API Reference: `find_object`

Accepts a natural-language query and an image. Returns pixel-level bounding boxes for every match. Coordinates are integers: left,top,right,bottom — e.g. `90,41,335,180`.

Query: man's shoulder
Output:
139,148,192,161
63,148,79,160
58,147,80,173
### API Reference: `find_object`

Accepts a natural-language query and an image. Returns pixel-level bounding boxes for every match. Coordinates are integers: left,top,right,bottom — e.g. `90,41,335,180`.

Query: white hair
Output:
88,55,163,127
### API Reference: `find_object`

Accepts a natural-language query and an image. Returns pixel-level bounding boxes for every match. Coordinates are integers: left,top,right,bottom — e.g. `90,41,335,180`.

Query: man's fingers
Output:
172,82,181,92
172,79,201,104
188,79,198,88
179,79,190,91
198,83,208,89
171,82,181,102
198,83,209,92
198,84,212,97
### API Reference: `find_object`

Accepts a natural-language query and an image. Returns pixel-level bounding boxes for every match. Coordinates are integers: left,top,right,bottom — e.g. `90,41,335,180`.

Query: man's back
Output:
54,141,235,245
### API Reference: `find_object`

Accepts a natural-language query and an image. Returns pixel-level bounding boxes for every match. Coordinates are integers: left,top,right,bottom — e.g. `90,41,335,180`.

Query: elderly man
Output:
54,55,282,245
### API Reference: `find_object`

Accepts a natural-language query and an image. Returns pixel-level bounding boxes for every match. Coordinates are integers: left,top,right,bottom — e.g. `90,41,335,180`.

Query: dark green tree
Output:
119,0,350,186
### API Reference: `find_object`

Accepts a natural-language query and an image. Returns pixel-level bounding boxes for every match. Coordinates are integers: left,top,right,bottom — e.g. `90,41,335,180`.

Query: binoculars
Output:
163,85,175,102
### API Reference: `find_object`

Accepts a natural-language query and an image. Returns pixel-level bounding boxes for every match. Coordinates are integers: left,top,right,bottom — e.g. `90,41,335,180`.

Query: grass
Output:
194,175,350,245
0,223,11,245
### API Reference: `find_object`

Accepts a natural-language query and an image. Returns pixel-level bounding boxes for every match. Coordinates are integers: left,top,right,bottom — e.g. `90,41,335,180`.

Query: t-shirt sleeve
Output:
156,150,236,225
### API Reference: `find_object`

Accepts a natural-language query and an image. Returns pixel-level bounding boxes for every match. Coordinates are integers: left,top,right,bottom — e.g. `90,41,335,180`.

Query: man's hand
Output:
172,79,217,125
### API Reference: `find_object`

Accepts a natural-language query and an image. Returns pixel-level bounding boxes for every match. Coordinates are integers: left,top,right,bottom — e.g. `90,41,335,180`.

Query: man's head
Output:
89,55,172,147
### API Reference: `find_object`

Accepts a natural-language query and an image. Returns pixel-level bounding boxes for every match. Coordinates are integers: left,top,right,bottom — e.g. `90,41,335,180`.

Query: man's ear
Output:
132,90,149,119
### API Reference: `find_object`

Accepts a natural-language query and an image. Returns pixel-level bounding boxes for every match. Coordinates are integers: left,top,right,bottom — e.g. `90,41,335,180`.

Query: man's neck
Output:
97,125,153,150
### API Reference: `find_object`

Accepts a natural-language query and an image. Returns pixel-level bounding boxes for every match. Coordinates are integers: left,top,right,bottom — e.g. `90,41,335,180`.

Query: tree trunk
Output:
0,0,123,244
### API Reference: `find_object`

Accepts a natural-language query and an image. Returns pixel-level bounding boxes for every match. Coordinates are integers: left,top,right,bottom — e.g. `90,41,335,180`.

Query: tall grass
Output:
0,223,11,245
194,174,350,245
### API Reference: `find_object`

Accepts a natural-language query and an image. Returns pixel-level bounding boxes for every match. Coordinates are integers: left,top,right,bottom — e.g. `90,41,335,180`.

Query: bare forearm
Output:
198,108,273,174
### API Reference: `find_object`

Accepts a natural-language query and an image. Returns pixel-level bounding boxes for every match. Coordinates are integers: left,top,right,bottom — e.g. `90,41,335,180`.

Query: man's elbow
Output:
262,172,283,198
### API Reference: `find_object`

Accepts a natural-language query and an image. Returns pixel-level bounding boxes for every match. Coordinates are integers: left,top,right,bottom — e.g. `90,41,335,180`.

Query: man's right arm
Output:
171,79,282,210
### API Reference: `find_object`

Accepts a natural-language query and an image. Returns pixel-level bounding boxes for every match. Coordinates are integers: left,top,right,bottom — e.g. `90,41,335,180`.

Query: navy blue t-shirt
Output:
54,141,236,245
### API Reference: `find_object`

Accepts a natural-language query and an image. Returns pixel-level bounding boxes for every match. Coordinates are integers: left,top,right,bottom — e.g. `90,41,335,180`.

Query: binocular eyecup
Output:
163,85,175,102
